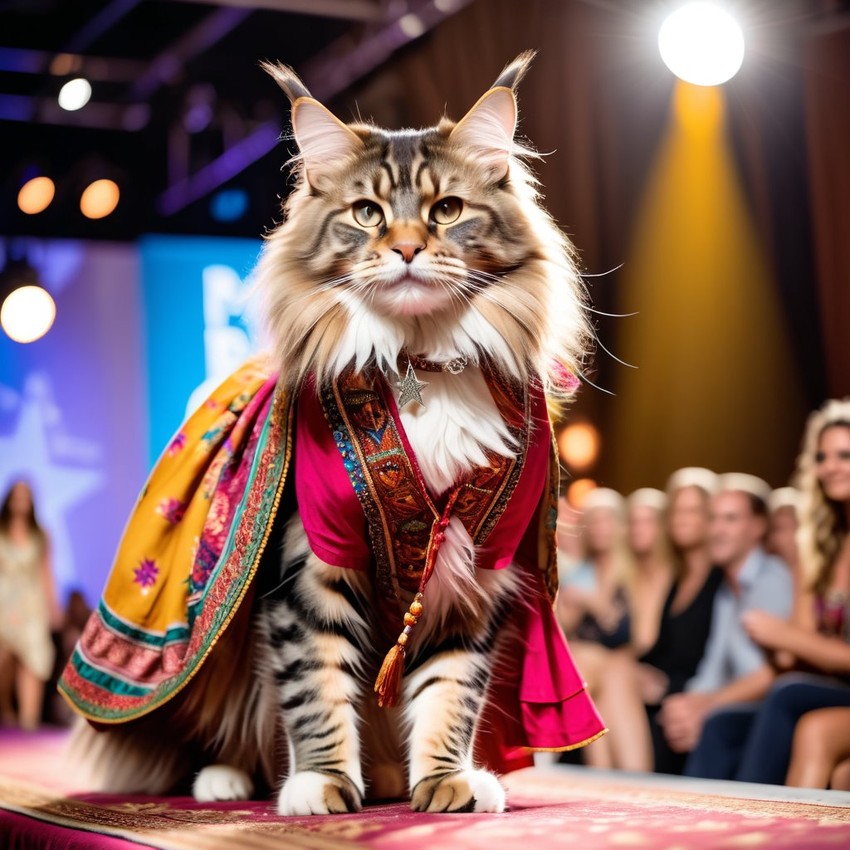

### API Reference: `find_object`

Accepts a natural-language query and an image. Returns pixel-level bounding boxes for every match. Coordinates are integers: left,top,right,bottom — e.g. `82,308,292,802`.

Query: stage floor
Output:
1,728,848,849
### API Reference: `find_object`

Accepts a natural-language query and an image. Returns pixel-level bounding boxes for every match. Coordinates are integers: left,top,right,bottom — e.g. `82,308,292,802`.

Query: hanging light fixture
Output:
0,255,56,344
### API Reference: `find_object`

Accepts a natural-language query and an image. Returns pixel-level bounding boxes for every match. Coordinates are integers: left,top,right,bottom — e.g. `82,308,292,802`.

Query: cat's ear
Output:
290,99,364,186
450,87,517,181
262,60,363,187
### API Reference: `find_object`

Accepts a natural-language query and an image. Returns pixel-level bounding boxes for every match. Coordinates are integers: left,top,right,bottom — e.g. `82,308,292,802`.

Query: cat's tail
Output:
66,714,190,794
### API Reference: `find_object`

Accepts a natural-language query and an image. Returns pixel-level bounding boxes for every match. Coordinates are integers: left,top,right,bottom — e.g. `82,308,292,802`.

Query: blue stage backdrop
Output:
0,239,146,607
1,235,264,609
139,235,264,466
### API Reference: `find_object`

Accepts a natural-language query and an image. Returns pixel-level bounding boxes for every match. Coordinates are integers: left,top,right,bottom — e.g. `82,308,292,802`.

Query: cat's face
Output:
288,122,534,320
259,54,588,390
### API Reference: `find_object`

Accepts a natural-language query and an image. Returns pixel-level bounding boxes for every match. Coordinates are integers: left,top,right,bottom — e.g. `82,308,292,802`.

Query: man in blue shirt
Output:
657,473,793,774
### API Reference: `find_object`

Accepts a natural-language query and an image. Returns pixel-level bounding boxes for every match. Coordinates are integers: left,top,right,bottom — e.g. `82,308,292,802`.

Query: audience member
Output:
0,480,61,731
658,473,793,775
767,486,802,592
556,494,583,582
639,468,724,774
686,400,850,785
626,488,673,656
558,488,649,769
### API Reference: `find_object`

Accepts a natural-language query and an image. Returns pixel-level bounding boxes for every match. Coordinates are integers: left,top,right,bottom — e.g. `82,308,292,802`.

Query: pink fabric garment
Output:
295,379,371,571
295,373,605,758
296,374,551,573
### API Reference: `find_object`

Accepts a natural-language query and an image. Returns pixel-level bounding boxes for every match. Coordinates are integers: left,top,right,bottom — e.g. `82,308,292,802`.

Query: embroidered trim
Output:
319,366,529,612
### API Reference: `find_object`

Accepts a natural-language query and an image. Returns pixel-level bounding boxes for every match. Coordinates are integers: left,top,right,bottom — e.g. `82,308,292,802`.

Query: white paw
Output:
193,765,254,802
411,768,506,813
277,770,362,815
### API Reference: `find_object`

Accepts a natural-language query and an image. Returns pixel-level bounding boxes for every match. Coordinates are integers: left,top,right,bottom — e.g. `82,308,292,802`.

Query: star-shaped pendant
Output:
396,361,428,409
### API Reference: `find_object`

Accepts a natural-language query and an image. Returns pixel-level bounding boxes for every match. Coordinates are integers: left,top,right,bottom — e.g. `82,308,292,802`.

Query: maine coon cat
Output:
66,52,596,816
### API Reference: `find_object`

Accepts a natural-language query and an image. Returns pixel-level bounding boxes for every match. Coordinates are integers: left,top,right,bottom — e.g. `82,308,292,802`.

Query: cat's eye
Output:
352,200,384,228
430,197,463,225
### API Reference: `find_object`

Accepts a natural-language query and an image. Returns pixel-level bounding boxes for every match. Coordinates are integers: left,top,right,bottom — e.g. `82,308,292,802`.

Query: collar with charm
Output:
395,353,469,410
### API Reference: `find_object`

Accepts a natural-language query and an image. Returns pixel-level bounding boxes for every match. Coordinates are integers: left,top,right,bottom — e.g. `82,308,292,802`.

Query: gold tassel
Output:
374,595,423,708
374,641,406,708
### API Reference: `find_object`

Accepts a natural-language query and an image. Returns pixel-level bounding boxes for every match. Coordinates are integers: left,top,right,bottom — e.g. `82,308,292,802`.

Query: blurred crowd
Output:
2,397,849,796
556,397,850,790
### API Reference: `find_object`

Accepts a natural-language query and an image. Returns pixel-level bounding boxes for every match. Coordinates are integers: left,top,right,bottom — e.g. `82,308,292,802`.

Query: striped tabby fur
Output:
70,53,589,815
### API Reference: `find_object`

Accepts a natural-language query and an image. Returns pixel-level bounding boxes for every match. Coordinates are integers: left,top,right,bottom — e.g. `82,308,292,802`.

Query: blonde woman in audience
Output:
558,488,650,769
639,468,725,773
626,488,674,656
718,399,850,785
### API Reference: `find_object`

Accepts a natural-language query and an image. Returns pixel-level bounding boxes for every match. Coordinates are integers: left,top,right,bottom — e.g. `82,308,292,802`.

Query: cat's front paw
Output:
411,769,506,813
193,765,254,802
277,770,363,815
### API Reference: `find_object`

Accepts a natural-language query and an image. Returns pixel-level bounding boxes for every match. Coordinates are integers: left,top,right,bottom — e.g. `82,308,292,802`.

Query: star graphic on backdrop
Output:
396,361,428,409
0,375,104,593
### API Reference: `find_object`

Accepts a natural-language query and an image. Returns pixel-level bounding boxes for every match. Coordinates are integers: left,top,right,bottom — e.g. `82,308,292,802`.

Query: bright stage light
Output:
58,77,92,111
17,176,56,215
658,3,745,86
80,179,120,219
1,285,56,344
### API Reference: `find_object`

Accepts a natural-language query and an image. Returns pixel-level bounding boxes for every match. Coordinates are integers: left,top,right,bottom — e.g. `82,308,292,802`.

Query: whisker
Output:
580,263,624,279
595,335,637,369
577,372,616,396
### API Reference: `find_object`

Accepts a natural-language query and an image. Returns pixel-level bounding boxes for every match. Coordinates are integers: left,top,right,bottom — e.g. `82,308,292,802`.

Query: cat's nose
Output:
392,242,425,264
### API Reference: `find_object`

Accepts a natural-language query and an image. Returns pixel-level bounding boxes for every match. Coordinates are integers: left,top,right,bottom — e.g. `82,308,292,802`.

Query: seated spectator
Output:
786,707,850,789
558,487,632,652
658,473,793,775
767,486,802,592
558,488,648,769
639,467,724,774
556,494,583,582
626,488,674,656
689,400,850,784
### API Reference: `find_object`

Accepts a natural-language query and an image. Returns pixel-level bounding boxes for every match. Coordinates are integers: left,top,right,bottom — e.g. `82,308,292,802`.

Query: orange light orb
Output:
558,422,601,471
80,179,120,219
17,176,56,215
566,478,598,510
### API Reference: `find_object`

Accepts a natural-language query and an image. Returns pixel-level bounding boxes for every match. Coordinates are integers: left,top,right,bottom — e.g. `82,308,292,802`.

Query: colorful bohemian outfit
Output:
59,356,604,774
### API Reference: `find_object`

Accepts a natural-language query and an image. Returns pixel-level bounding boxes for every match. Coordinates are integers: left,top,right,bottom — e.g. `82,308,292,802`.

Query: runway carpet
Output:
1,729,849,849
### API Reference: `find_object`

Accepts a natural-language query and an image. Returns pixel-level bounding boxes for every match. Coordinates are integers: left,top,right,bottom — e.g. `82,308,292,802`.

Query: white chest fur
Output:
394,367,517,496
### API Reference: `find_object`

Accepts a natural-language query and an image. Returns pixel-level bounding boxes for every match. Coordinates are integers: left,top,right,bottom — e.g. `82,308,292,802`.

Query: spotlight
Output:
558,422,601,472
0,258,56,344
17,176,56,215
58,77,92,111
658,2,745,87
80,178,120,219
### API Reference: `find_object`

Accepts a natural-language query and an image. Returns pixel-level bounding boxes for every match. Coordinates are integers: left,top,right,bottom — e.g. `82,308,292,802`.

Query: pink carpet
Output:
1,729,849,849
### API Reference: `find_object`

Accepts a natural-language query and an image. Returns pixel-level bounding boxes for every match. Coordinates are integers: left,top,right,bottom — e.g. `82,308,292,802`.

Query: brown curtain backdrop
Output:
803,20,850,399
341,0,830,493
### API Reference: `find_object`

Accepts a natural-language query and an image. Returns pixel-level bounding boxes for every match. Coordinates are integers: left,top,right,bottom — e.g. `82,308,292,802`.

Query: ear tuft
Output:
491,50,536,91
291,98,364,187
450,87,517,181
260,60,312,103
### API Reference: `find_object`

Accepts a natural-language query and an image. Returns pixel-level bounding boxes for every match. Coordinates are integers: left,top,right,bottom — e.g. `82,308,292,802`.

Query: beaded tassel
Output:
373,492,459,708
